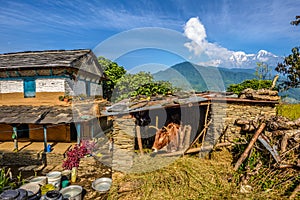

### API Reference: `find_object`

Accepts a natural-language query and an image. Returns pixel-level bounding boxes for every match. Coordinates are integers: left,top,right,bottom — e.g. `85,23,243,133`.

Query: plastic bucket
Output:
60,185,83,200
46,171,62,189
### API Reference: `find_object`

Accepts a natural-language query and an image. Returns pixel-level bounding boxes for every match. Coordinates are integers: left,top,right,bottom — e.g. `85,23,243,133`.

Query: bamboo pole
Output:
234,122,266,171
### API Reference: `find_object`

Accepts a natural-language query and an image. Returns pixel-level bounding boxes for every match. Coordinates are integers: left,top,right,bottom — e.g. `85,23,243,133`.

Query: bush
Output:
131,81,175,97
62,140,95,170
227,79,273,96
112,72,176,102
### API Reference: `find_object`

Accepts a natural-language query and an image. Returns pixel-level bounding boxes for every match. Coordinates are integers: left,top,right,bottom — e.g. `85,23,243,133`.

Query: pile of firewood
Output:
239,88,280,101
233,115,300,198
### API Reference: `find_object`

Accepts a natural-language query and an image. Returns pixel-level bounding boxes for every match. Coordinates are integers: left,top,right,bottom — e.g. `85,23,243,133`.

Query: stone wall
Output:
200,100,277,157
111,115,135,172
223,102,276,139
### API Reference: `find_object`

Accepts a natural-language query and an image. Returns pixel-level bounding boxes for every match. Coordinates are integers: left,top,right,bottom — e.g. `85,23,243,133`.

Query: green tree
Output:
275,47,300,90
275,16,300,90
112,72,175,102
255,62,272,80
98,57,126,100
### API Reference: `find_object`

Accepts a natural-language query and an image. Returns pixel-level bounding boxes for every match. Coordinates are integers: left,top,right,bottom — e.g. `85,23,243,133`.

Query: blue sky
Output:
0,0,299,71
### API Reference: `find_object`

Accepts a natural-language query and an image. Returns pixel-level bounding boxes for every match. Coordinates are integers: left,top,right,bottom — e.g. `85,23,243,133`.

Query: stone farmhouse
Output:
0,49,105,148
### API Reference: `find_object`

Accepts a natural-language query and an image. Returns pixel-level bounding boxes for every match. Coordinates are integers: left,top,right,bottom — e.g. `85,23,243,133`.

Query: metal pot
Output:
92,177,112,193
60,185,82,200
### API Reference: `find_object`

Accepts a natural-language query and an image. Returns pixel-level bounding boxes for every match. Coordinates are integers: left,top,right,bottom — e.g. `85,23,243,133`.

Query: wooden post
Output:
77,123,81,144
12,125,18,151
43,125,47,152
234,122,266,171
136,125,144,155
200,104,210,145
155,115,159,129
271,75,279,90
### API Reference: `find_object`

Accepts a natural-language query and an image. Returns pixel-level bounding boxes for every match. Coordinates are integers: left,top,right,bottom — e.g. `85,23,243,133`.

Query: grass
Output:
108,149,292,200
276,103,300,120
107,103,300,199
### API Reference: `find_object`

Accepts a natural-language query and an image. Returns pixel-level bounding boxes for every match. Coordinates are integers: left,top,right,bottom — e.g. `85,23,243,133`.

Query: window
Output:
23,79,36,98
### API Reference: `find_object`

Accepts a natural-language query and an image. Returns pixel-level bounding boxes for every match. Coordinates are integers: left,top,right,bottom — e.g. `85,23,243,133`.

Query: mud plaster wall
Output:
0,124,13,141
29,124,71,142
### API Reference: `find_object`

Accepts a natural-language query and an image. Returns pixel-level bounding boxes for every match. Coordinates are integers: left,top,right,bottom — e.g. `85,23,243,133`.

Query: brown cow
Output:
152,123,180,152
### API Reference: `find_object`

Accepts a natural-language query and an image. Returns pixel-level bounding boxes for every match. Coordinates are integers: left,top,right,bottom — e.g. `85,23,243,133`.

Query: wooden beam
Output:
234,122,266,171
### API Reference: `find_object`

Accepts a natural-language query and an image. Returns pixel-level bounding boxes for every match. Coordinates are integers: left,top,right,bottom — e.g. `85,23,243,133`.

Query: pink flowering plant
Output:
62,140,96,170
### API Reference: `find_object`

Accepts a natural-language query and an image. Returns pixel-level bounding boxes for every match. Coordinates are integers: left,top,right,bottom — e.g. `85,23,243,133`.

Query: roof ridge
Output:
0,49,91,56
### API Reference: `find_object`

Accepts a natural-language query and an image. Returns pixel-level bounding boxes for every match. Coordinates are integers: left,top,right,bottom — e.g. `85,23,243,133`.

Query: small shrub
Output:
227,79,274,96
62,140,96,170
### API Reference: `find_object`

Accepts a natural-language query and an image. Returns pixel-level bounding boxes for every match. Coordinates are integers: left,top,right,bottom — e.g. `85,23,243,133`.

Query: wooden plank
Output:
136,126,144,155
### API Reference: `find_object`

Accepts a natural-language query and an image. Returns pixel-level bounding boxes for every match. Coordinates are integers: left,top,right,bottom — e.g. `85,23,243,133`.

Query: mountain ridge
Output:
153,61,256,92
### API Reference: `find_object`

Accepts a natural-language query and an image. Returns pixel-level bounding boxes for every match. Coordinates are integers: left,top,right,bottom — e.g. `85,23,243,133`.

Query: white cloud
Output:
183,17,207,55
183,17,281,68
184,17,233,61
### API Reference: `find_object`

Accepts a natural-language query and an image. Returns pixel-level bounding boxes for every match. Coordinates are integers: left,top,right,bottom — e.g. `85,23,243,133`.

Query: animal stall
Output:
102,95,212,172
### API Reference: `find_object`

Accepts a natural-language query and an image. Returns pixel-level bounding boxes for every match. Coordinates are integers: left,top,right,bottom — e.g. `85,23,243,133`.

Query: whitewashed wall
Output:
0,80,23,93
0,78,102,96
36,78,65,92
90,82,103,96
66,80,87,96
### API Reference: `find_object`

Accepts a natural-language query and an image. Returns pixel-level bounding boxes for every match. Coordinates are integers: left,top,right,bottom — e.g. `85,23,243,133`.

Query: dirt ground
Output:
0,142,112,200
76,156,112,199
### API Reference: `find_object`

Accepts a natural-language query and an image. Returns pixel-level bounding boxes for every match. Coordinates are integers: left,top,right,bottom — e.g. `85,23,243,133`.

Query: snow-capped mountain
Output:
219,50,282,69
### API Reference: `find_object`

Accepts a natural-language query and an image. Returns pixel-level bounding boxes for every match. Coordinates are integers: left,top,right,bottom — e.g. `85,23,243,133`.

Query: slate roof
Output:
0,105,95,124
101,91,279,116
0,49,92,69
